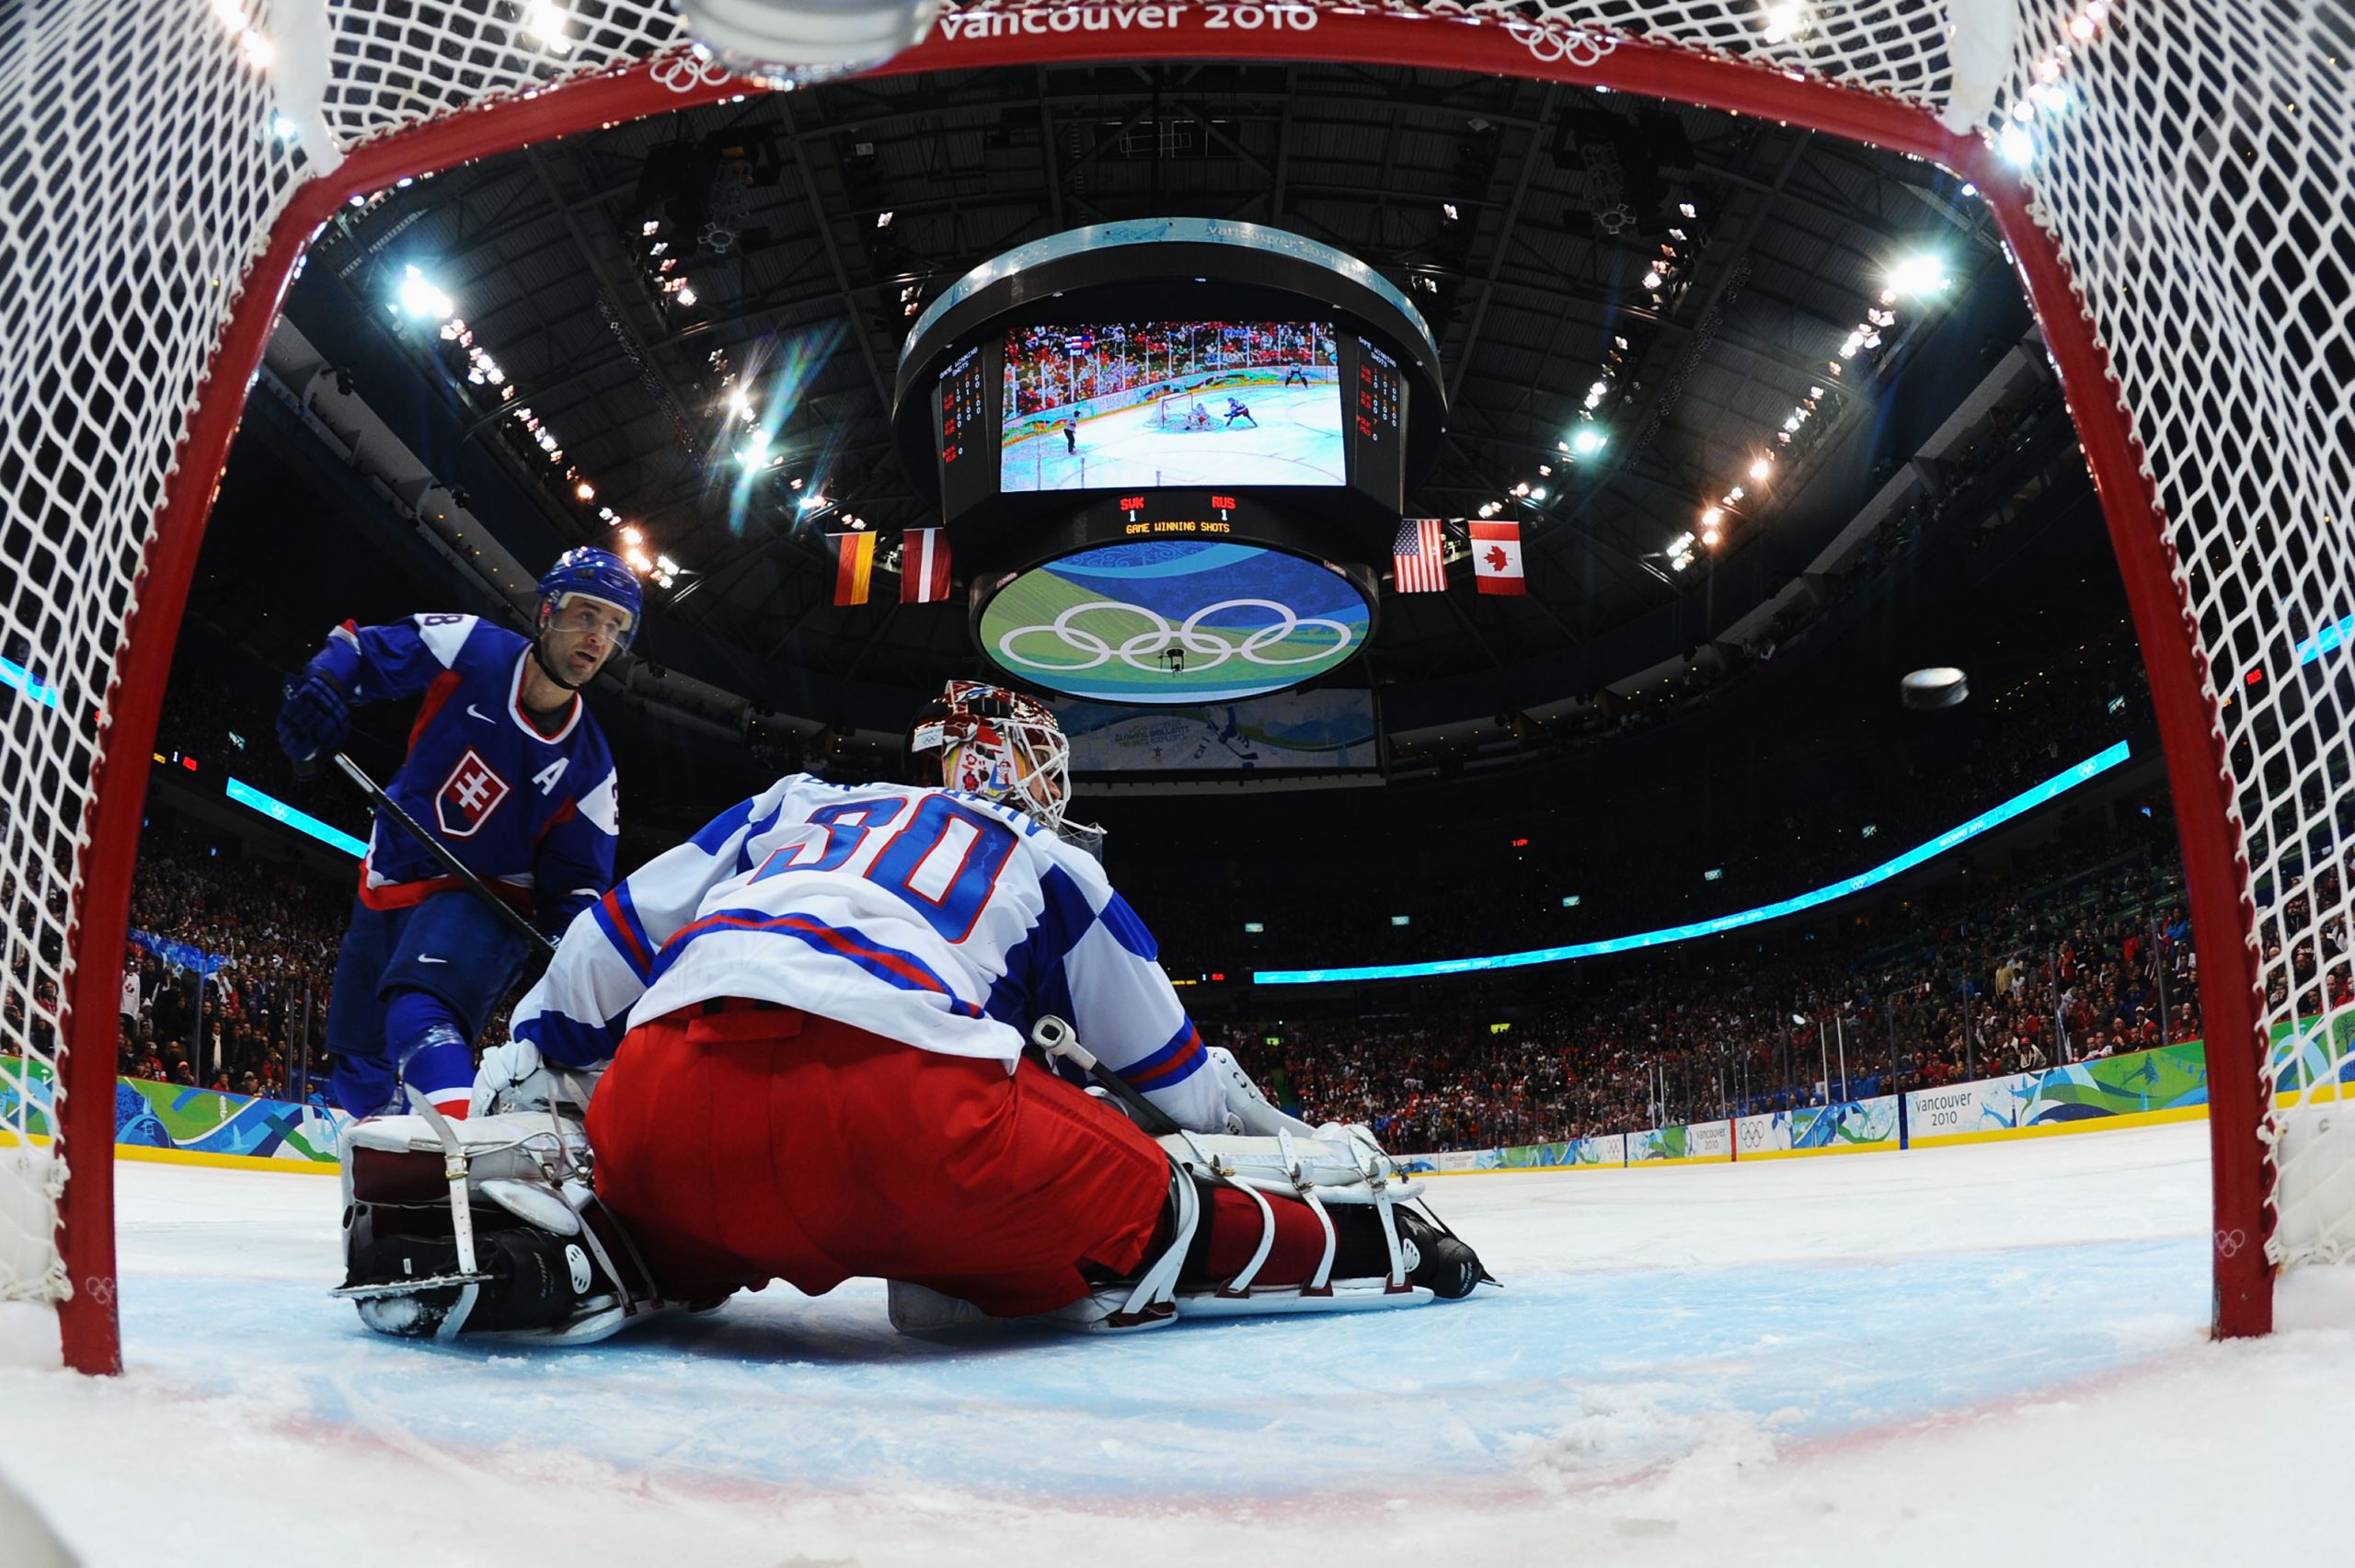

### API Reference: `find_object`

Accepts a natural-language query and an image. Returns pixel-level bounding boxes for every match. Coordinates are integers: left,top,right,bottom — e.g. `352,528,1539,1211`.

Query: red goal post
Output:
5,0,2331,1371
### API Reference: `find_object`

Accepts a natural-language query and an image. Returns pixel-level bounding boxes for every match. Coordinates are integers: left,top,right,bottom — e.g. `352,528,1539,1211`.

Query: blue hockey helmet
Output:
536,547,641,650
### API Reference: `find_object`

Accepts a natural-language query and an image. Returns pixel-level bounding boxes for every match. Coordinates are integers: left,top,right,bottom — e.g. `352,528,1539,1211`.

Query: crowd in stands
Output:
1003,320,1334,418
1227,802,2203,1153
0,555,2238,1157
112,821,349,1102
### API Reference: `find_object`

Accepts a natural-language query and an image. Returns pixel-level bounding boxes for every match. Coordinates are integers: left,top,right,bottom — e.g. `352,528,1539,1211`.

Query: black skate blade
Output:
331,1271,494,1300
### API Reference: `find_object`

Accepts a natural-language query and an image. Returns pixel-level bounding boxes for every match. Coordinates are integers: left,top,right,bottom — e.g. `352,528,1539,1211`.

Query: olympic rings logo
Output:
995,599,1356,674
651,49,735,94
1505,21,1620,70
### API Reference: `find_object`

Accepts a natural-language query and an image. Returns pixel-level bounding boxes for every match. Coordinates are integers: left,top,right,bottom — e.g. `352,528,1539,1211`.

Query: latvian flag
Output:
831,530,876,607
1470,518,1527,595
1393,517,1447,593
901,527,952,604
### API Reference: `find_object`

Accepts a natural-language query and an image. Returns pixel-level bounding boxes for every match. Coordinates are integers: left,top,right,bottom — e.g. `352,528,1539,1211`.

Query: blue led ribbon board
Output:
226,777,368,859
1255,739,2134,985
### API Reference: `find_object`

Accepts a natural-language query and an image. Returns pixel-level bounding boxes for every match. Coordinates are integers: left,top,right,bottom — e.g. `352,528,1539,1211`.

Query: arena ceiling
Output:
292,57,2015,706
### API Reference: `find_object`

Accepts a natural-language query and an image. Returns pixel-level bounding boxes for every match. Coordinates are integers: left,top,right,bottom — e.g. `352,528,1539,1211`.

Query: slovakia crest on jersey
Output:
435,748,511,838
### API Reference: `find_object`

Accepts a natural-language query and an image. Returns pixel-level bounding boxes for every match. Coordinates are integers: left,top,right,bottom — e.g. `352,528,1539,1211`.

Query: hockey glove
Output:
472,1037,604,1118
472,1038,549,1117
276,671,350,764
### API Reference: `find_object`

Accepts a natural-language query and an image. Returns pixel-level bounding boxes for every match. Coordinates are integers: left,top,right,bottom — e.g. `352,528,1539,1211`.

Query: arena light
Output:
1256,739,2136,984
1999,121,2036,166
396,266,454,322
270,113,299,142
1570,426,1607,455
621,525,643,545
676,285,698,308
1888,253,1951,298
1760,1,1806,42
1641,268,1664,290
1749,455,1773,479
574,481,595,501
523,0,573,52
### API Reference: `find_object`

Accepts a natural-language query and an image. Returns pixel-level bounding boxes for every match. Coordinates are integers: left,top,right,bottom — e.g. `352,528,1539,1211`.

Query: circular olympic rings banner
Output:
976,538,1372,703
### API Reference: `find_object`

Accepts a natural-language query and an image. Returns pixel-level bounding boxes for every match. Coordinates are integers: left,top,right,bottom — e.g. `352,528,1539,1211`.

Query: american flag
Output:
1393,518,1447,593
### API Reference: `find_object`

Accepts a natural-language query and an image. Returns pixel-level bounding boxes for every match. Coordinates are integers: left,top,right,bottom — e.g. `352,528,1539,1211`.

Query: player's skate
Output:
333,1102,712,1344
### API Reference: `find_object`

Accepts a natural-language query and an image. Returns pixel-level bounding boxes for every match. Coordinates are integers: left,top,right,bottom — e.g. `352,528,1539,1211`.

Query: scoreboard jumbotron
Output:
893,218,1442,705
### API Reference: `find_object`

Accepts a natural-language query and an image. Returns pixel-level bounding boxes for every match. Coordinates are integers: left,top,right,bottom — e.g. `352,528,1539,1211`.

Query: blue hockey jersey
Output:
309,614,618,929
510,774,1226,1133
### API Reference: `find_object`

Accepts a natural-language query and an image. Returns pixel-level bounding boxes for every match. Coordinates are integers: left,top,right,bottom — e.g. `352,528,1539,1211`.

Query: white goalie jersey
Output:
510,774,1226,1132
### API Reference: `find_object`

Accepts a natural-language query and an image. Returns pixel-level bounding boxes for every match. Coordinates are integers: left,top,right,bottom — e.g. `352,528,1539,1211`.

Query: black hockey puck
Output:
1900,667,1969,710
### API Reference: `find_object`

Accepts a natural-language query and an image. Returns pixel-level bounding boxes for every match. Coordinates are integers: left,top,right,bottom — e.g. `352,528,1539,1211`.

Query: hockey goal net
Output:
1157,393,1212,430
1,0,2346,1368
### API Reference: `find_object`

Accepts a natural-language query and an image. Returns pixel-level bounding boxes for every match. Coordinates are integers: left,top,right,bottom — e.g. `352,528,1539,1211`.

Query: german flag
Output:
831,529,876,606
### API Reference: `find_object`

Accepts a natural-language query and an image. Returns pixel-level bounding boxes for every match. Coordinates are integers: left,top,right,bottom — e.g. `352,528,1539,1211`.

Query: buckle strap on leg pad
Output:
336,1109,677,1341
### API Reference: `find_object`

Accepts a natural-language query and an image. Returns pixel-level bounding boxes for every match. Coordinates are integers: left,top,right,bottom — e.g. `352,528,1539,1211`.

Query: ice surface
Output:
1002,383,1347,491
4,1122,2352,1565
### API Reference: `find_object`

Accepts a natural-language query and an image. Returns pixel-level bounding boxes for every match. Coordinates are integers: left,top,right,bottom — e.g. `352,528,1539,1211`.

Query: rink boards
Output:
1401,1036,2350,1175
7,1021,2353,1179
0,1057,348,1173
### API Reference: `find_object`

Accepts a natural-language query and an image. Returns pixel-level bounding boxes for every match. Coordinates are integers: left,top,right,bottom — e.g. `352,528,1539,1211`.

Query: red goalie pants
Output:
587,1001,1178,1316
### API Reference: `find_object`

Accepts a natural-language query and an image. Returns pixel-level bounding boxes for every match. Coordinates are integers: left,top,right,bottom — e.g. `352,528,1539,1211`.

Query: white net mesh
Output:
1,0,2346,1333
1975,0,2355,1268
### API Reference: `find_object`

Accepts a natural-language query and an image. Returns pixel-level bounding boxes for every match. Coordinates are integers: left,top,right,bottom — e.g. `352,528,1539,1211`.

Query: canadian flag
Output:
902,527,953,604
1469,519,1526,595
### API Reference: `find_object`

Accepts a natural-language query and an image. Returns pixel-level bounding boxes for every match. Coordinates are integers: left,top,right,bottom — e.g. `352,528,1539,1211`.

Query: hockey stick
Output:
330,752,558,960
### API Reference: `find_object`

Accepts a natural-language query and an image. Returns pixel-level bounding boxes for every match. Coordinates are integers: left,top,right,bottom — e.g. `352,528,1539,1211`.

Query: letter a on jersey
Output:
436,748,511,838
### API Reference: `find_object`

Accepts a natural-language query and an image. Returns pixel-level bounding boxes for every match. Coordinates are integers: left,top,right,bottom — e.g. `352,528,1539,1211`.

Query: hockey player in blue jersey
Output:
276,548,638,1117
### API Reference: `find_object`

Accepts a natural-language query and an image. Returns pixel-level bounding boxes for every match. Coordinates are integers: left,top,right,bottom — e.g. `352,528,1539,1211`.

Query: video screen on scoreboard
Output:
999,321,1345,493
1048,689,1380,774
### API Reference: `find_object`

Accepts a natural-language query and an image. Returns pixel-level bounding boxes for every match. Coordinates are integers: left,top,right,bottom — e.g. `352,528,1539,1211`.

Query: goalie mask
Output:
908,680,1071,830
